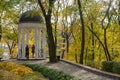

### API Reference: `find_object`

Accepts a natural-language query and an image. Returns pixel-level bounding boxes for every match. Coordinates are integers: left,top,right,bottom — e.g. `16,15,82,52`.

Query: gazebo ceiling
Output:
19,10,43,23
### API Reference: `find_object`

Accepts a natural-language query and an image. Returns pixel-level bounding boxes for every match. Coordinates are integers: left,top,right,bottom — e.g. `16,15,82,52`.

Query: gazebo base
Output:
17,58,45,61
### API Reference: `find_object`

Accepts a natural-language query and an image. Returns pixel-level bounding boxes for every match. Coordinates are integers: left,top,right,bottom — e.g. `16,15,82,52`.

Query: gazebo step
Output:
17,58,45,61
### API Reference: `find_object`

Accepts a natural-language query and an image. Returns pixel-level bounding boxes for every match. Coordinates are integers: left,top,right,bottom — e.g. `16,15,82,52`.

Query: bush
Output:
0,62,33,76
87,61,101,69
113,62,120,74
102,61,120,74
23,63,80,80
102,61,114,72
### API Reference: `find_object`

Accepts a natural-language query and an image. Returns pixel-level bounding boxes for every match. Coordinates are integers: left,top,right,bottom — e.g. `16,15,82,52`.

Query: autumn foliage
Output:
0,61,33,76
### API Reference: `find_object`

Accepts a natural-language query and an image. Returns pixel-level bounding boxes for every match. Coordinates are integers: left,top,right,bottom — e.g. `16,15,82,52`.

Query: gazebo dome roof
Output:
19,10,43,23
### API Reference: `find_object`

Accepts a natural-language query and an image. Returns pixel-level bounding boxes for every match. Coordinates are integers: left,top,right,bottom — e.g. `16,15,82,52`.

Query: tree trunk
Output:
78,0,85,64
0,16,2,41
75,53,78,63
104,29,111,61
46,17,57,62
37,0,57,62
0,25,2,41
7,43,12,55
85,48,88,65
66,35,69,53
91,23,94,61
61,38,65,58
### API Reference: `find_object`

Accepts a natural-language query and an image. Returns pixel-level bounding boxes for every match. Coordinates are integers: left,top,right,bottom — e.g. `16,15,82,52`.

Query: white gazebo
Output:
17,10,46,60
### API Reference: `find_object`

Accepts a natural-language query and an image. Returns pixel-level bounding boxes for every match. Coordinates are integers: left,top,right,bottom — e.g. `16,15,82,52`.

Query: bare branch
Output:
106,14,113,29
101,0,112,28
47,0,55,17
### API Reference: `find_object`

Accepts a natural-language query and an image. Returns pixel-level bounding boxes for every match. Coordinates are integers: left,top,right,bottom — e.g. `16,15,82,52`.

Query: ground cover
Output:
0,61,48,80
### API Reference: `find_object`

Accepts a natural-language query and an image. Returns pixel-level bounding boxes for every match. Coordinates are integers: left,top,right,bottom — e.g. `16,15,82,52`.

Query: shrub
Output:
87,61,101,69
113,62,120,74
11,66,33,76
102,61,120,74
23,63,80,80
102,61,114,72
0,62,33,76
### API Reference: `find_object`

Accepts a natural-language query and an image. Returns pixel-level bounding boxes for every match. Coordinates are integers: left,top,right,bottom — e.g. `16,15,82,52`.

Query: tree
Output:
84,0,101,64
77,0,85,64
87,0,113,61
101,0,112,61
60,0,78,58
37,0,57,62
3,27,17,56
0,0,20,41
1,8,19,57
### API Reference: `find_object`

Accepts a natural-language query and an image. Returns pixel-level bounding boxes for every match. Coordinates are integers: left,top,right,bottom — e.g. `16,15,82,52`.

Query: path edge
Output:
61,59,120,80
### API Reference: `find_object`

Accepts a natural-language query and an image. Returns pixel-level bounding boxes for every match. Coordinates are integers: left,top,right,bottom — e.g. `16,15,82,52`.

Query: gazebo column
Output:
43,29,46,59
39,30,42,57
26,29,29,45
38,29,40,58
21,28,26,59
18,28,21,59
40,30,43,58
35,28,39,59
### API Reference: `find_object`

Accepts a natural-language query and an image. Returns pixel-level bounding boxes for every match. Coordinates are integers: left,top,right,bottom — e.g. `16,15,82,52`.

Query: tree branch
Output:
47,0,55,18
106,14,113,29
37,0,47,18
87,26,109,60
101,0,112,28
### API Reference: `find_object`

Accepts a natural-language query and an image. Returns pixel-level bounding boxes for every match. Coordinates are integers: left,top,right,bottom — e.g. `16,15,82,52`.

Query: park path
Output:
10,59,117,80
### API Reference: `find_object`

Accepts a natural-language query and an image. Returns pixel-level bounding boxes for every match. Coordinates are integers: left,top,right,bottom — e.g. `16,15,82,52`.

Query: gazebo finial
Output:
26,1,31,11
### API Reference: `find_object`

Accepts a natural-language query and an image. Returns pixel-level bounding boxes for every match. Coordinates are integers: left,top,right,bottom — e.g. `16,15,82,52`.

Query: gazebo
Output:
17,10,46,60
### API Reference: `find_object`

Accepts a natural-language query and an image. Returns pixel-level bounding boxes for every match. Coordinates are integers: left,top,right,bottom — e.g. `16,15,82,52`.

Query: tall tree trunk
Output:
38,0,57,62
6,43,12,55
0,25,2,41
85,47,88,65
66,35,69,53
104,29,111,61
0,16,2,41
91,23,94,61
46,17,57,62
78,0,85,64
61,38,65,58
75,53,78,63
